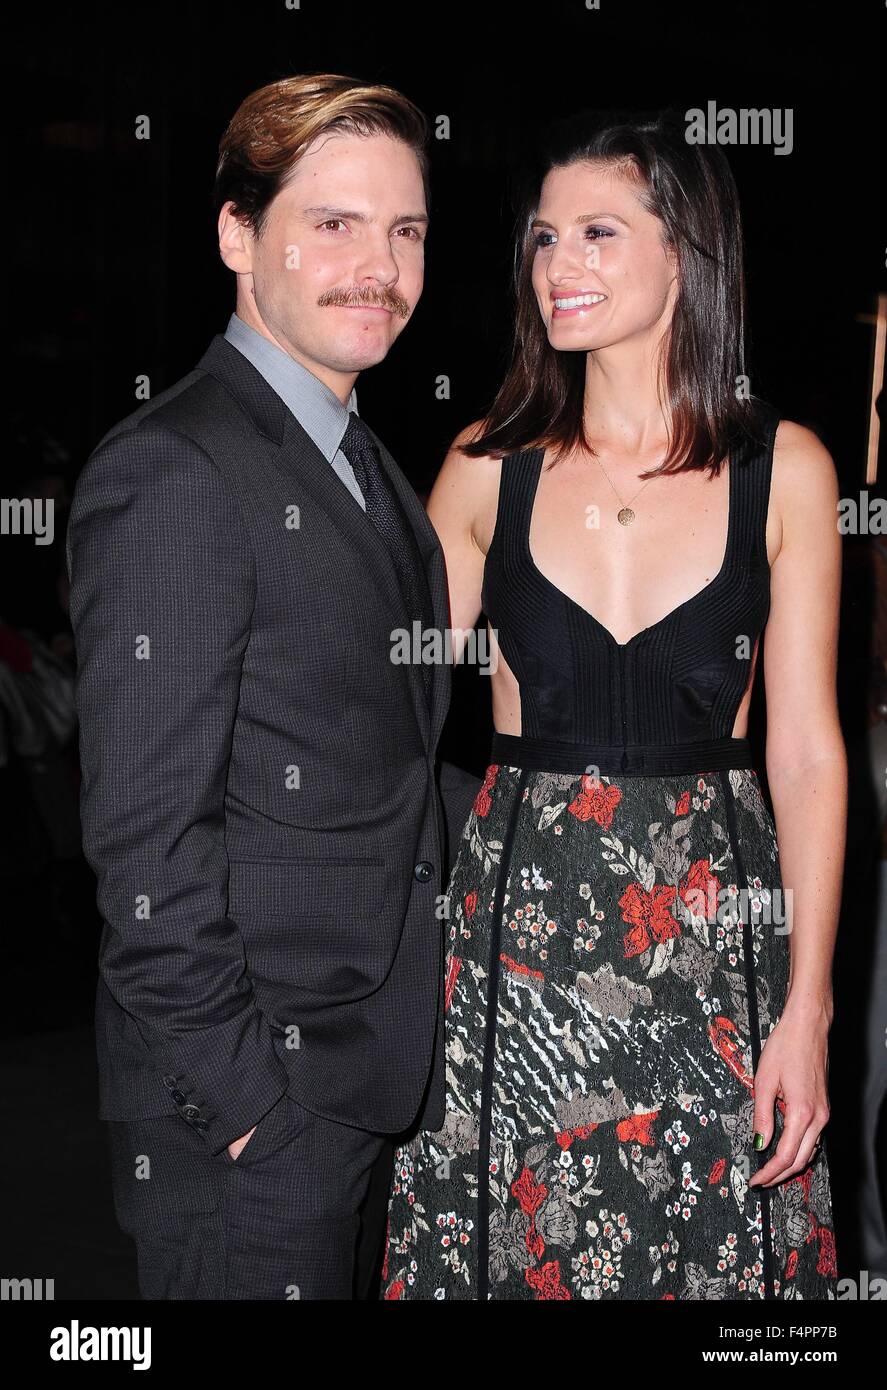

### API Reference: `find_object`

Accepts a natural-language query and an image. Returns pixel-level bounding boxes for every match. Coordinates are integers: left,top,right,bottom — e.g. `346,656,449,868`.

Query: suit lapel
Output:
364,424,451,750
195,335,447,749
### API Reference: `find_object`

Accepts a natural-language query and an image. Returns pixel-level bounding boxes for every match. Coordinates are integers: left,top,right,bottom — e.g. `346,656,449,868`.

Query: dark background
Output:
2,0,884,1303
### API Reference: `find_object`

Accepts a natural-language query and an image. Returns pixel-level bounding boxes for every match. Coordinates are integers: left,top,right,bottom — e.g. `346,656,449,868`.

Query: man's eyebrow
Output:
531,212,631,228
301,205,430,226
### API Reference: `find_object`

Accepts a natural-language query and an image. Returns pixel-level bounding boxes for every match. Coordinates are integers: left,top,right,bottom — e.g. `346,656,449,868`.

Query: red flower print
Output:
568,774,623,829
500,953,545,982
709,1158,727,1185
381,1215,390,1280
444,956,462,1013
675,790,691,816
573,1124,599,1141
512,1166,548,1217
556,1124,600,1150
786,1249,799,1279
511,1170,550,1269
473,764,500,818
679,859,722,922
620,882,680,957
384,1280,405,1299
817,1227,837,1277
708,1015,755,1094
465,890,478,918
525,1260,571,1300
526,1222,545,1259
616,1111,659,1146
795,1167,814,1206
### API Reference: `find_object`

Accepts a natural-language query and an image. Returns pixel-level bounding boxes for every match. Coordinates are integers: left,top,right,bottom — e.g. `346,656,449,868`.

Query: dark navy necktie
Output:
338,410,434,700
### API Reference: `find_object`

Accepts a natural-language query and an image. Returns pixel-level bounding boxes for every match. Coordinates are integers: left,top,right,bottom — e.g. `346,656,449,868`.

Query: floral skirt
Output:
382,734,838,1300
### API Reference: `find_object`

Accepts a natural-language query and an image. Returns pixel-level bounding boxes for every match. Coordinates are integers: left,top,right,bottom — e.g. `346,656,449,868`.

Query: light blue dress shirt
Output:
223,312,366,510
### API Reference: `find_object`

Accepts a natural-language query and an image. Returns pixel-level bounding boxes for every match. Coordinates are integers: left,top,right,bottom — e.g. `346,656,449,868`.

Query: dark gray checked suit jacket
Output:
66,333,480,1155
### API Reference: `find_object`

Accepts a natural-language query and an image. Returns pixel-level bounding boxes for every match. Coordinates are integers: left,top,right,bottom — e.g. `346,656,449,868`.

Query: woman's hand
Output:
747,1000,832,1189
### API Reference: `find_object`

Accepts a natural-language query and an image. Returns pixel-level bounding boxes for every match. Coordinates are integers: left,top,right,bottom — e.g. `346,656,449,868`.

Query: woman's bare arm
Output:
425,423,501,663
750,419,846,1187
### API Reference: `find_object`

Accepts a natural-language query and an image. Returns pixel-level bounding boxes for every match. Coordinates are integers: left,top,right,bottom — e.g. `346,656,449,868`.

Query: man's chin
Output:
328,340,398,372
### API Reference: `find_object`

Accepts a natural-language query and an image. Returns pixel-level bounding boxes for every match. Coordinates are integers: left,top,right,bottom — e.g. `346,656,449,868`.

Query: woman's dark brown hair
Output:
213,73,430,241
460,107,767,478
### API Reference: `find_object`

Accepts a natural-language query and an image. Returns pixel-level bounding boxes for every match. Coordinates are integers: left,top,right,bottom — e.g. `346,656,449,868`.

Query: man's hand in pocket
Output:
227,1125,257,1161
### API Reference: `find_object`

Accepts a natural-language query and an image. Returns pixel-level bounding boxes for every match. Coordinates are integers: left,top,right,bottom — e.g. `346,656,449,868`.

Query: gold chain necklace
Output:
593,453,657,525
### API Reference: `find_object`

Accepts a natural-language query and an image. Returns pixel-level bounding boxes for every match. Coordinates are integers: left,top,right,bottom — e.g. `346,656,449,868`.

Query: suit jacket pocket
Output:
227,858,393,1004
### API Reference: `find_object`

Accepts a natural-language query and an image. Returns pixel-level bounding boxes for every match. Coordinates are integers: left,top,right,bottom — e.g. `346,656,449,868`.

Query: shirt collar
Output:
223,312,358,462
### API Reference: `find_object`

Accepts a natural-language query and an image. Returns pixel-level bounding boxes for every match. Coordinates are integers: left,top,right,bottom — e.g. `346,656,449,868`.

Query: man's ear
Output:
218,201,255,274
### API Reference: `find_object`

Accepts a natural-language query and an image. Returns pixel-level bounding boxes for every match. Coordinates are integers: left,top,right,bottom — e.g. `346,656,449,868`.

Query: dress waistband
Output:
489,732,755,777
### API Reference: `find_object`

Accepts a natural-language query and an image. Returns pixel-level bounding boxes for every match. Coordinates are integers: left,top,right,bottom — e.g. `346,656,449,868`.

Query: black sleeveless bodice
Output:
481,406,779,755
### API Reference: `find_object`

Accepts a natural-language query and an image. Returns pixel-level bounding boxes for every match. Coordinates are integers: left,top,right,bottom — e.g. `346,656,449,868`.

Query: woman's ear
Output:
663,239,681,305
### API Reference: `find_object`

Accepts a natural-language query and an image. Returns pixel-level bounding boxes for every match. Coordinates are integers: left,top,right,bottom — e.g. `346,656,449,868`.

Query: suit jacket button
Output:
171,1090,187,1105
414,861,434,882
182,1104,202,1120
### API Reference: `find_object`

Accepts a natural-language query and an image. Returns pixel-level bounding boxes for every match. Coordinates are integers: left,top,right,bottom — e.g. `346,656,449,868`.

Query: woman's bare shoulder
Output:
770,417,839,558
439,419,504,471
429,420,506,553
772,418,836,484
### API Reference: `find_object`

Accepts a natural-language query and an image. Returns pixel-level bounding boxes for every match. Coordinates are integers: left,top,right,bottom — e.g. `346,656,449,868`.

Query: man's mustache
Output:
318,287,411,318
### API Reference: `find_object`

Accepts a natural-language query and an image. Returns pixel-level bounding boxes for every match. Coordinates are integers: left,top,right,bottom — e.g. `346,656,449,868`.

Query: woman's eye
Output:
533,226,614,248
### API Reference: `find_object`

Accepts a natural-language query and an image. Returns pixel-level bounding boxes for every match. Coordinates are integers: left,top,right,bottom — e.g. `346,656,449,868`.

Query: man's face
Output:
219,131,428,393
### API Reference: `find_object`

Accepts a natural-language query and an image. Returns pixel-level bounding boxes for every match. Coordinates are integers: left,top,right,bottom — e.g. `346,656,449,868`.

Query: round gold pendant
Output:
617,507,635,525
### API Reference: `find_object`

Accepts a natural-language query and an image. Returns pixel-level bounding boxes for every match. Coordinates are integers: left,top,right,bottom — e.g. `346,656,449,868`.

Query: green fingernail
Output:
754,1132,765,1150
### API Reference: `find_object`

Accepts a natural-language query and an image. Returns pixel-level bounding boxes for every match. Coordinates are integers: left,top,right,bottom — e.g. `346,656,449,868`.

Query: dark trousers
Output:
354,1137,396,1299
107,1091,390,1299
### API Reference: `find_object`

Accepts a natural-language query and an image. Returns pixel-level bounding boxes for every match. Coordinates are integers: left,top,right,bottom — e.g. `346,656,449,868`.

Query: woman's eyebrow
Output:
531,212,631,228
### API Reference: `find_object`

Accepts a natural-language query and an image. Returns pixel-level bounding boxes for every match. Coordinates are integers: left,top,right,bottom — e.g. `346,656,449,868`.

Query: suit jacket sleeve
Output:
66,422,289,1150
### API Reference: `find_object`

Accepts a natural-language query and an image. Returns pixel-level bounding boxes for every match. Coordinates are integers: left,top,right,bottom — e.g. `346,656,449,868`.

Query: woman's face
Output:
530,159,679,355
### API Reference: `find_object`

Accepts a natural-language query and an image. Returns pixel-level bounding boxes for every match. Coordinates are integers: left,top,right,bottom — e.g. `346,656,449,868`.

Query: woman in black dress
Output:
383,109,843,1300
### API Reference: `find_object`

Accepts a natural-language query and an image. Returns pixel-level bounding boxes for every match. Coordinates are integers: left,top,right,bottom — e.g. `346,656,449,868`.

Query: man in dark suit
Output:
66,73,479,1300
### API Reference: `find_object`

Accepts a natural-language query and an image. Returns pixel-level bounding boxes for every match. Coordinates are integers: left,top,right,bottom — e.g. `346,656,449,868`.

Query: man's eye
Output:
320,219,347,232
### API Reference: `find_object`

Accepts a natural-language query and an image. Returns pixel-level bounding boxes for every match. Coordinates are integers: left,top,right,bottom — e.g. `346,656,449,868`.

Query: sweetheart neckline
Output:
521,445,736,650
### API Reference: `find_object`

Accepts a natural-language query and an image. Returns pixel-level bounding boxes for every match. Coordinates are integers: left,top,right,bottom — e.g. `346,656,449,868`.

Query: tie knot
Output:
339,410,377,466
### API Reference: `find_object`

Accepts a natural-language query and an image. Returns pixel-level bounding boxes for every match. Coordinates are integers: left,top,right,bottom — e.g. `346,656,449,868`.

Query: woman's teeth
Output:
554,293,607,309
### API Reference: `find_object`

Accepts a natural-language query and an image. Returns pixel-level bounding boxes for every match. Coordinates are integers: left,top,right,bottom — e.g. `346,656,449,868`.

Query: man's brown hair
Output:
213,72,430,238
